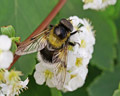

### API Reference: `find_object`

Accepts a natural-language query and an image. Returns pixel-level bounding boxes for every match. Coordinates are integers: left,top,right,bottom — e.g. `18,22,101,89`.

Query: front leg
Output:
49,24,54,28
68,42,76,46
70,31,78,36
68,41,80,46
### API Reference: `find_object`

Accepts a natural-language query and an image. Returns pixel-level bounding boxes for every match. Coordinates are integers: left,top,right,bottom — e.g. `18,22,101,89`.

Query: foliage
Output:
0,0,120,96
113,83,120,96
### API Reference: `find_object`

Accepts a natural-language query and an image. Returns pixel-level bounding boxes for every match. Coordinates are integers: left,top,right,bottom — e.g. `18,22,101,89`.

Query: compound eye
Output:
60,19,73,32
54,26,67,39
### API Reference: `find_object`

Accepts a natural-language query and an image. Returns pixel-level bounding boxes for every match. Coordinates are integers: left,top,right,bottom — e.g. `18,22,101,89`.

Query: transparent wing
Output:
16,29,49,55
52,46,68,89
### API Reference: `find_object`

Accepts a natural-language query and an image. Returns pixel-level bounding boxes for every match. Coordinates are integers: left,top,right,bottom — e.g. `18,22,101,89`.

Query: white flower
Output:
82,0,117,10
34,63,55,88
34,16,95,92
0,69,29,96
0,35,13,69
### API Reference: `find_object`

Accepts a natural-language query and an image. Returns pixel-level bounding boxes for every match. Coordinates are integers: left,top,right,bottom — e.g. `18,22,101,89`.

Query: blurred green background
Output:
0,0,120,96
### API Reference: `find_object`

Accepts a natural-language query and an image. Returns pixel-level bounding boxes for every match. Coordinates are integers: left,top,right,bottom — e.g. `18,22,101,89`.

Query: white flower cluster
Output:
82,0,117,10
0,35,13,69
0,69,29,96
34,16,95,92
0,34,29,96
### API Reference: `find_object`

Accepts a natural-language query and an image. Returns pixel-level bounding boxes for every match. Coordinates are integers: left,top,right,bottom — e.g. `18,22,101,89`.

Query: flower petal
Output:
20,78,29,88
0,51,13,69
64,76,84,91
46,78,55,88
0,35,12,51
34,71,45,85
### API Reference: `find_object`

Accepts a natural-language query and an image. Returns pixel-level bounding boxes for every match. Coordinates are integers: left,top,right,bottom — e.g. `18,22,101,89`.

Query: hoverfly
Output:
16,18,78,89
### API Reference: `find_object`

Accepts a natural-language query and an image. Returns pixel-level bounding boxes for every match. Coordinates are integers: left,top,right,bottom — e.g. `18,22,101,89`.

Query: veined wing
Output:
52,45,68,89
16,29,49,55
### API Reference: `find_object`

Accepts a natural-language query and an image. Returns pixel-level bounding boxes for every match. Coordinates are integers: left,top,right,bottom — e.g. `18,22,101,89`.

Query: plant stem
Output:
8,0,67,70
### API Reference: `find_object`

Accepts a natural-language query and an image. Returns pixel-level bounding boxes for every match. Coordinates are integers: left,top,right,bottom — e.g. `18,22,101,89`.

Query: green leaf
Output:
87,65,120,96
50,88,62,96
115,13,120,64
113,84,120,96
112,7,120,96
52,0,117,71
113,90,120,96
1,25,15,37
91,17,117,71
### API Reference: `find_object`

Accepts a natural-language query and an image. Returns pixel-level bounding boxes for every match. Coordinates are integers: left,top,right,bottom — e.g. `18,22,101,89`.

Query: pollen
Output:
75,57,83,67
70,74,77,79
0,72,4,81
74,26,79,30
102,0,107,3
44,69,53,79
81,40,86,48
8,70,22,81
0,49,2,54
68,45,73,51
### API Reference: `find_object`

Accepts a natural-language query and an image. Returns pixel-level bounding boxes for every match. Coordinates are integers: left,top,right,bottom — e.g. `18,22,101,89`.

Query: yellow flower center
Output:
75,57,83,67
44,69,53,79
68,45,73,51
8,70,22,81
102,0,107,3
75,26,79,30
0,72,4,81
0,49,3,55
70,74,77,79
84,0,93,3
81,40,86,48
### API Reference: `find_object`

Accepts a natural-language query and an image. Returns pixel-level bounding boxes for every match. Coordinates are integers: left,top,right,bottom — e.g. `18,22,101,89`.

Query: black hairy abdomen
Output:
40,46,54,63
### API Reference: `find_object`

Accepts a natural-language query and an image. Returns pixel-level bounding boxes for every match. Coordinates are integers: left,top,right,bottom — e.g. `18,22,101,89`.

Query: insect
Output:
16,18,78,89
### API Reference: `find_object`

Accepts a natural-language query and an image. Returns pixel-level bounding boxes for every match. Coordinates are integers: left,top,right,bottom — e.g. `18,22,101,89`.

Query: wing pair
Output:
15,29,68,89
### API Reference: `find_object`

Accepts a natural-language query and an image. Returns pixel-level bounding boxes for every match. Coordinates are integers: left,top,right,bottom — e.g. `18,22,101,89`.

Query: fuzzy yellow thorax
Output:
48,27,70,48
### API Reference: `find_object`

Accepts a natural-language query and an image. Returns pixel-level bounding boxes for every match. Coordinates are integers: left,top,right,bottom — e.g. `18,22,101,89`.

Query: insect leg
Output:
50,24,54,28
68,42,75,46
70,31,78,36
68,42,80,46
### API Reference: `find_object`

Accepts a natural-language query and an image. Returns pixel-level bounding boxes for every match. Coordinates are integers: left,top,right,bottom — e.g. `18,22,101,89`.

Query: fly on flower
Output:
16,16,95,91
16,18,79,88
